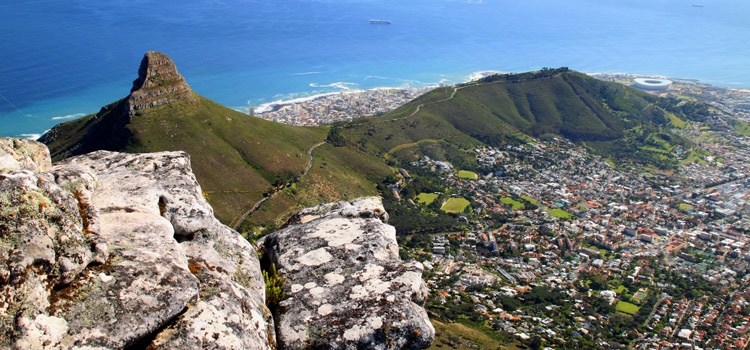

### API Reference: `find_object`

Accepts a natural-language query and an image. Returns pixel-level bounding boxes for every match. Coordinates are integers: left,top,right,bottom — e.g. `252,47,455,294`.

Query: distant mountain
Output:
41,52,390,229
41,59,707,229
335,67,707,170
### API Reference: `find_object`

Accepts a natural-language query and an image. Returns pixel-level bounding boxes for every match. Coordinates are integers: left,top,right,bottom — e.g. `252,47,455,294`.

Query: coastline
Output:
248,70,749,127
7,70,749,139
252,86,436,126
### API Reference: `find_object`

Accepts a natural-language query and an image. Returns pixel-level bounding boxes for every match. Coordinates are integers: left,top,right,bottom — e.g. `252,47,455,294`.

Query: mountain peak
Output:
127,51,195,111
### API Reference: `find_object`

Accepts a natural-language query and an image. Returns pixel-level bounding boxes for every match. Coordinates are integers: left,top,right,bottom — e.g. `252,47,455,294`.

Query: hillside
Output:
40,59,707,230
41,52,390,229
335,68,707,170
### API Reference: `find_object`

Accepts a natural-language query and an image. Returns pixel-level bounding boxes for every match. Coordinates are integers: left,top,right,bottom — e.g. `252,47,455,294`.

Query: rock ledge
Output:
263,197,435,350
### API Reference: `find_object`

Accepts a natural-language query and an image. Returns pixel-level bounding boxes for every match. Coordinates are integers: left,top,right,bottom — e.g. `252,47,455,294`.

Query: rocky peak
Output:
127,51,195,112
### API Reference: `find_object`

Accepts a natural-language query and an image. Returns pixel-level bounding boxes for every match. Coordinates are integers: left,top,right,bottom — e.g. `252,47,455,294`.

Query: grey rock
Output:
0,169,105,348
1,138,273,349
263,197,434,350
56,150,274,349
0,137,51,173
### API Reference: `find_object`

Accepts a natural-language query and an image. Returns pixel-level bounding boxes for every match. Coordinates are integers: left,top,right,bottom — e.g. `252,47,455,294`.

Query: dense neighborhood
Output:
262,76,750,349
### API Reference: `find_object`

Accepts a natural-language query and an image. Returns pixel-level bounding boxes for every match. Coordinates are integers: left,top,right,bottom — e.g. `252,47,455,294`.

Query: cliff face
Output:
1,138,273,349
127,51,196,112
0,138,434,349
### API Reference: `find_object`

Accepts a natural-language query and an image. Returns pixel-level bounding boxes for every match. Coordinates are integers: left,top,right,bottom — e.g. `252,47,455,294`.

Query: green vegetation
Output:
615,301,641,315
42,67,710,232
667,113,687,129
734,121,750,136
500,197,525,210
245,143,391,229
417,193,439,205
338,69,705,170
547,208,574,220
521,195,539,205
441,198,470,214
429,319,519,349
613,285,628,294
457,170,478,180
263,263,285,308
678,203,693,212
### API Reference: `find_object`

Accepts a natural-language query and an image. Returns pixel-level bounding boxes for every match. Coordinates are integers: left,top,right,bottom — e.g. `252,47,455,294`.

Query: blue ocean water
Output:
1,0,749,138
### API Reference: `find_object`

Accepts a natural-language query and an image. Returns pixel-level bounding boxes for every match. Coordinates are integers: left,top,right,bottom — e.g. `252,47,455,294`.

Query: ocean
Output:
1,0,749,138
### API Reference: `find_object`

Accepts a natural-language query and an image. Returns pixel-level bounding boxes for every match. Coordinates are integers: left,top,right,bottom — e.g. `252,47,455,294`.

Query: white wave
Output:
254,92,345,114
308,81,359,90
20,133,41,140
51,113,86,120
252,84,438,115
288,71,321,76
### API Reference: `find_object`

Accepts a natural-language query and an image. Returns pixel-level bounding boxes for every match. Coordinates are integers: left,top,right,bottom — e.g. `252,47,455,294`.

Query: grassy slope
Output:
43,69,703,227
121,95,326,223
244,143,392,229
44,94,390,226
338,70,697,170
430,319,519,349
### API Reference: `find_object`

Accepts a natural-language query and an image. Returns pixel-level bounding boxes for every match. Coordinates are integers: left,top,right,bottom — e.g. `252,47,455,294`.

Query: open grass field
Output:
500,197,525,210
521,195,538,205
735,121,750,136
417,193,439,205
547,208,574,220
458,170,478,180
441,198,470,214
616,301,640,315
668,113,687,129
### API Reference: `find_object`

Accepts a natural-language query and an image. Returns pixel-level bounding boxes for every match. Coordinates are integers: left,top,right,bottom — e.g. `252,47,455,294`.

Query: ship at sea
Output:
370,19,391,24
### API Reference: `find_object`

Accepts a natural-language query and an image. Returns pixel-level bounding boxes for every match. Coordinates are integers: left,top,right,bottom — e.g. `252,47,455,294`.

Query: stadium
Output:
632,78,672,91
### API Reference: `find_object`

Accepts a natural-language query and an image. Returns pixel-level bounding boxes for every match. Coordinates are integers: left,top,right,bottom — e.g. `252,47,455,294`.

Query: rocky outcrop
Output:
0,138,52,173
2,137,434,349
127,51,196,112
263,197,435,350
1,139,273,349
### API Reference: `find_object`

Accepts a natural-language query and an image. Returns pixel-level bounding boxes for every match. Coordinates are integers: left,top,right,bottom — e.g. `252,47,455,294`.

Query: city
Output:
260,76,750,348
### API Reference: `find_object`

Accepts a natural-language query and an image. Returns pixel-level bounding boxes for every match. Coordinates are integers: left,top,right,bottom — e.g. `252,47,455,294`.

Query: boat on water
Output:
370,19,391,24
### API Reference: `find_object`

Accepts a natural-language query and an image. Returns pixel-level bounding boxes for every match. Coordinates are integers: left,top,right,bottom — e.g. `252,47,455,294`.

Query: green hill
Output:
335,68,707,169
40,52,390,230
41,58,707,231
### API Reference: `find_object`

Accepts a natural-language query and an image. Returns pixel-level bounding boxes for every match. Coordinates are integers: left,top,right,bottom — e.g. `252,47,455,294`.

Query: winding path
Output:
230,141,326,229
229,73,560,229
347,73,552,127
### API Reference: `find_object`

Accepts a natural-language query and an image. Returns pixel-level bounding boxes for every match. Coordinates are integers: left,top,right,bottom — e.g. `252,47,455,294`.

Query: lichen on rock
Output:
263,197,434,350
1,138,273,349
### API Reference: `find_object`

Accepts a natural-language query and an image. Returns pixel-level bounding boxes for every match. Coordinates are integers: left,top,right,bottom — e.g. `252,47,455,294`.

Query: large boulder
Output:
263,197,434,350
0,139,273,349
0,137,51,173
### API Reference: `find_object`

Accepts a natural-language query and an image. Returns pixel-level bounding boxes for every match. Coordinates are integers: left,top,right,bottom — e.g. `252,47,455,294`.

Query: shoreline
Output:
252,86,437,126
7,70,747,139
247,70,745,127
